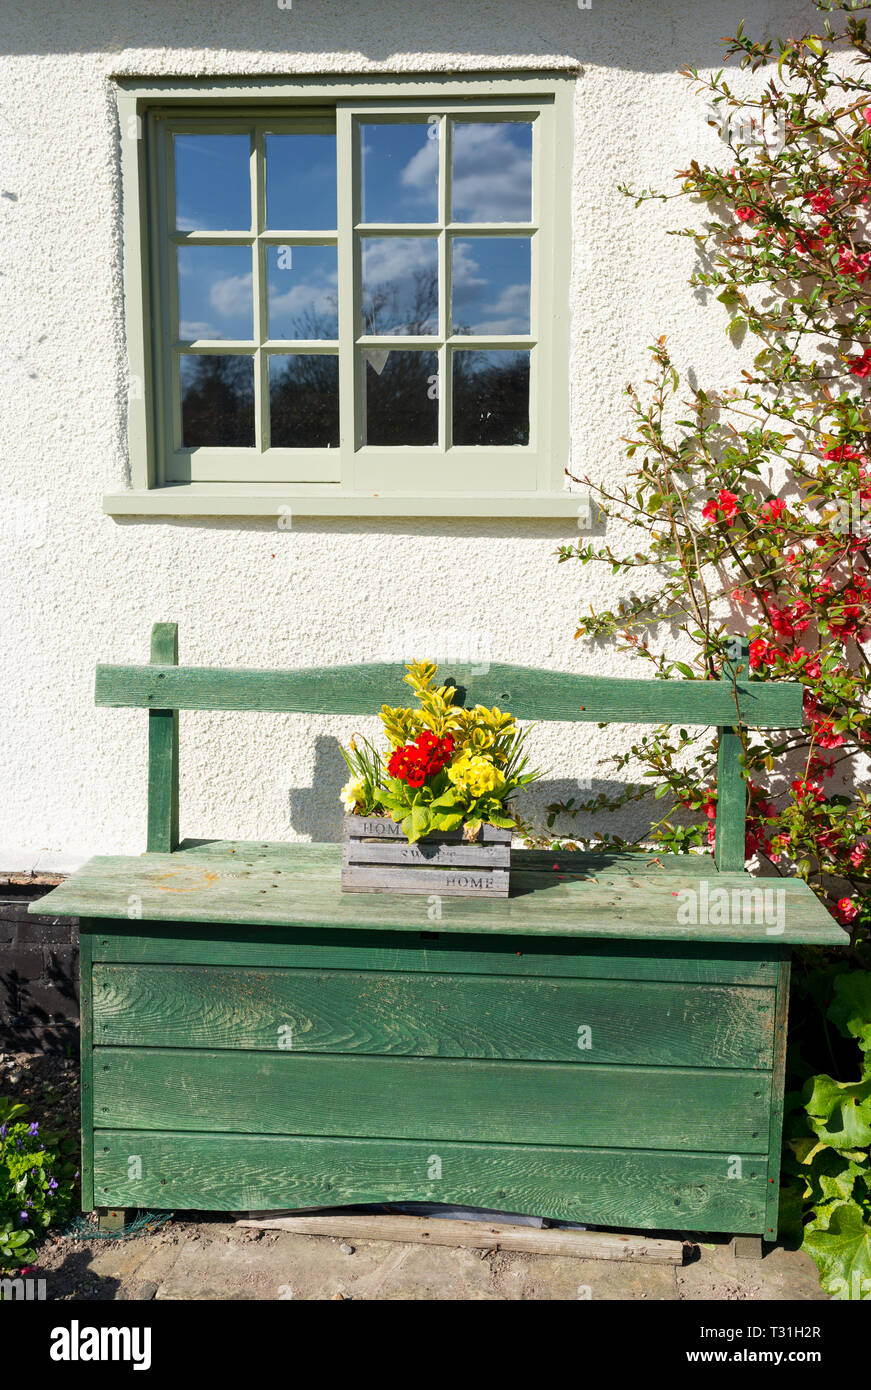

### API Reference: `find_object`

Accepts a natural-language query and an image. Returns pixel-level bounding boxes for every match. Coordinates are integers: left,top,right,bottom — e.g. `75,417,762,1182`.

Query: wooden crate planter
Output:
31,624,849,1249
342,814,511,896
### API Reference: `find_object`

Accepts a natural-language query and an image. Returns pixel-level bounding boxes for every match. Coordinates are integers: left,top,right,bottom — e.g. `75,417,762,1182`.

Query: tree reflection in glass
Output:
269,355,339,448
180,354,255,447
452,350,529,446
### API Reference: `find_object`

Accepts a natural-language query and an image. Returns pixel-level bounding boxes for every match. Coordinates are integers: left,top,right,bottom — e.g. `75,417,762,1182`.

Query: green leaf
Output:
804,1074,871,1150
828,972,871,1056
803,1204,871,1300
409,802,431,842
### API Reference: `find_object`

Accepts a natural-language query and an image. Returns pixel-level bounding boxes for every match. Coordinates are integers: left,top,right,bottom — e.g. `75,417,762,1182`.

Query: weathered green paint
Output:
766,957,791,1238
86,922,782,985
95,659,803,728
93,1047,772,1151
715,638,749,872
38,845,847,945
78,931,95,1214
146,623,179,853
91,963,776,1068
91,1130,769,1231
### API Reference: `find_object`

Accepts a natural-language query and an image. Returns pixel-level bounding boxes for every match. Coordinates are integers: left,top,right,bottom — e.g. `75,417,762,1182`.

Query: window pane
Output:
174,134,251,231
361,237,438,335
363,349,438,446
177,245,254,340
361,121,438,223
267,245,338,340
265,132,337,230
269,355,339,448
451,122,533,223
180,354,254,447
452,349,529,445
451,237,531,335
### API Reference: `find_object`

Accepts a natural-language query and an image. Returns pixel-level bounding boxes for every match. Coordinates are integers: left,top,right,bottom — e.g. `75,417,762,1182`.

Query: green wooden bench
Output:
33,623,847,1254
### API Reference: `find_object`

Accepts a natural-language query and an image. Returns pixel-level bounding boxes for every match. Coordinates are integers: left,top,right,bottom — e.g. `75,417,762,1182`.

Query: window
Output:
110,76,575,516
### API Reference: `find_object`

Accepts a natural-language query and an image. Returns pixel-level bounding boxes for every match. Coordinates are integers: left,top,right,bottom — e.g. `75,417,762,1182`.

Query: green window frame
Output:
109,74,577,518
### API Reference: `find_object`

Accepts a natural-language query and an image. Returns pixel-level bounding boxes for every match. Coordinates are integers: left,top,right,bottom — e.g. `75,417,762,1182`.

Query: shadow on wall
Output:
3,0,821,70
287,736,652,845
0,886,79,1052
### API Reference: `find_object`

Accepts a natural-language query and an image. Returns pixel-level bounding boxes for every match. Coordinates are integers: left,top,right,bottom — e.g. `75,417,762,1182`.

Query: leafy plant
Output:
549,1,871,1295
0,1097,77,1270
782,970,871,1297
339,660,542,842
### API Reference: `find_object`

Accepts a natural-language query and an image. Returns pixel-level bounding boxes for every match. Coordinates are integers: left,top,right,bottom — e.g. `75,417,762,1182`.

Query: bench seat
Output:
37,840,844,944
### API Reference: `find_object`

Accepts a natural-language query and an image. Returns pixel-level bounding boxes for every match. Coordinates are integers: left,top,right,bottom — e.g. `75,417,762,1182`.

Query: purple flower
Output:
28,1122,39,1136
18,1211,28,1223
48,1177,58,1192
0,1123,6,1139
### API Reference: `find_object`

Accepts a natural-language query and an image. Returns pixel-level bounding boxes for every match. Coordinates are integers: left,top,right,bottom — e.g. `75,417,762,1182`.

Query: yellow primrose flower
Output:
340,778,367,813
448,754,504,798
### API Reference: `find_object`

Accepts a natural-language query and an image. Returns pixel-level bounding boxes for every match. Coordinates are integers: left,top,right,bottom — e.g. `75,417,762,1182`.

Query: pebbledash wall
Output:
0,0,819,871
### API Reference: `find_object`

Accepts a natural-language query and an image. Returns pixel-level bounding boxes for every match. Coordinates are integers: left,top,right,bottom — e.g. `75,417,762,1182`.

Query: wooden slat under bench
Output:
92,963,776,1067
93,1047,771,1150
91,1130,771,1230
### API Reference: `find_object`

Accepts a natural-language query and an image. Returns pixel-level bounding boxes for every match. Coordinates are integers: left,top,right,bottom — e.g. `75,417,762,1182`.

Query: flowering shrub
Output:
551,1,870,1295
0,1098,77,1270
340,660,541,842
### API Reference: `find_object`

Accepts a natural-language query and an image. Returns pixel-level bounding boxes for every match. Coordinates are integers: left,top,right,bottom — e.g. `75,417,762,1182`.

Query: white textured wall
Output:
0,0,818,869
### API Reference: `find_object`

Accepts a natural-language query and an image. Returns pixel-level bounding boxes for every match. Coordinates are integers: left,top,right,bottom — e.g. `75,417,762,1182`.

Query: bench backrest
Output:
95,623,804,872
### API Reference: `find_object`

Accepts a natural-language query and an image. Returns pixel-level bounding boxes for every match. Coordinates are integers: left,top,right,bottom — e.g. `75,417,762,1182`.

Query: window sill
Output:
103,487,587,519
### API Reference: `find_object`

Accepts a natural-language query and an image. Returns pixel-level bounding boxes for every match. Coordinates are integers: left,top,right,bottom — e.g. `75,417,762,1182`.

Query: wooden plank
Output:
341,864,509,896
343,840,510,866
34,847,849,945
91,1130,769,1231
94,659,804,728
146,623,179,854
764,955,791,1240
714,727,746,872
91,964,776,1067
346,816,510,844
78,931,95,1213
714,638,748,872
93,1048,772,1150
234,1212,685,1263
84,922,781,985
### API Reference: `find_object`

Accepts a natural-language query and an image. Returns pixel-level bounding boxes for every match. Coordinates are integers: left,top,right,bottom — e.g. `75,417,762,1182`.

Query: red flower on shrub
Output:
823,444,863,462
759,497,787,524
702,489,739,524
806,187,834,216
837,247,871,281
749,637,777,668
835,897,860,923
791,778,826,803
849,348,871,377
